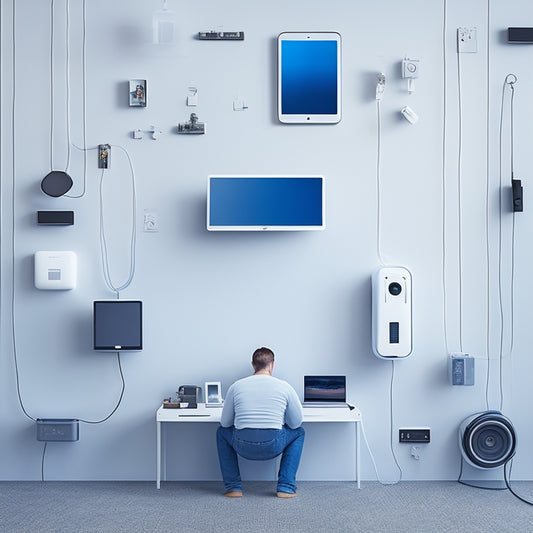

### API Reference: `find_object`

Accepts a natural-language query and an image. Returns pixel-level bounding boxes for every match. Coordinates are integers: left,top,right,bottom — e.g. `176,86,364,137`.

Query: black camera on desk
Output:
177,385,201,408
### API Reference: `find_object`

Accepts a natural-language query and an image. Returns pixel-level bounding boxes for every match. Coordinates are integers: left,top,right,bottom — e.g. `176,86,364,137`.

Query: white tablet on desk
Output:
205,381,223,407
277,32,341,124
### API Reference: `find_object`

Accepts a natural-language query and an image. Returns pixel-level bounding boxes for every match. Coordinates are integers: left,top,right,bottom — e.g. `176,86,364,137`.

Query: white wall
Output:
2,0,533,482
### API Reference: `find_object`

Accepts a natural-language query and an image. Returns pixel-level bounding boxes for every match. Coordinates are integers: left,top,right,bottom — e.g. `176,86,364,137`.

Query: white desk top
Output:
157,403,361,423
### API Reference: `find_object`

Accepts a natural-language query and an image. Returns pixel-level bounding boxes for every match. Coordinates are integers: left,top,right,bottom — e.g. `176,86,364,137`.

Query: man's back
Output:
221,375,303,430
216,347,305,498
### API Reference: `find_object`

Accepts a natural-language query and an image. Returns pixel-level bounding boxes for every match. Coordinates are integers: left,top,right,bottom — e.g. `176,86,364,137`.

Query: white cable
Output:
508,80,516,356
65,0,87,198
64,0,71,172
49,0,54,170
496,75,517,411
389,360,403,483
358,361,402,485
500,76,518,411
99,145,137,296
375,74,387,268
359,418,386,483
484,0,491,412
11,0,36,422
49,0,72,174
441,0,450,355
376,98,384,266
457,47,464,353
497,78,506,411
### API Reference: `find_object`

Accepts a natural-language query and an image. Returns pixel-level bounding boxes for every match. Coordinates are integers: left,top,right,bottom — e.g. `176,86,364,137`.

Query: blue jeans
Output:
216,425,305,494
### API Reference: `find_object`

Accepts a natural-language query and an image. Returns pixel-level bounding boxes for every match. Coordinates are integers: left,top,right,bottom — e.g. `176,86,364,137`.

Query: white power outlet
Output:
144,210,159,232
457,27,477,53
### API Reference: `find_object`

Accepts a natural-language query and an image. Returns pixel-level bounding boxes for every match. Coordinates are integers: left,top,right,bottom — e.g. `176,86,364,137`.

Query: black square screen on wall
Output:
93,300,143,351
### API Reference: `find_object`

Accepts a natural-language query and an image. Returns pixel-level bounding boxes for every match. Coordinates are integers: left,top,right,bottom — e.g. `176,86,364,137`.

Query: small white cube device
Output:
34,251,77,290
205,382,223,406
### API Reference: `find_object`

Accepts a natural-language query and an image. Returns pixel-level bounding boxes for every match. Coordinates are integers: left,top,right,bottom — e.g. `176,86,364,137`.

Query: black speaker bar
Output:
37,211,74,225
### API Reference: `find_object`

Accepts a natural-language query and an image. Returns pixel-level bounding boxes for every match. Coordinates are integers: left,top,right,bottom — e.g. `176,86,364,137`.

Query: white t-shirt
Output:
220,375,303,430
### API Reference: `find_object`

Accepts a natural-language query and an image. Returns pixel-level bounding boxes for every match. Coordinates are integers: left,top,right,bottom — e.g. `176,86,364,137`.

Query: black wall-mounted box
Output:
37,211,74,225
36,419,79,442
399,428,431,443
508,27,533,43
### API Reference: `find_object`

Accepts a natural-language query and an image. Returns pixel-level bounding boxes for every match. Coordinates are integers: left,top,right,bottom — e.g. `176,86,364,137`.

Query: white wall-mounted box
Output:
34,251,77,290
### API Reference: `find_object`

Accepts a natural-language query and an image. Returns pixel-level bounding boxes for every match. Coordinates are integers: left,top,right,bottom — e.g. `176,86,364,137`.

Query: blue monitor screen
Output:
93,300,143,351
207,176,324,230
281,40,338,115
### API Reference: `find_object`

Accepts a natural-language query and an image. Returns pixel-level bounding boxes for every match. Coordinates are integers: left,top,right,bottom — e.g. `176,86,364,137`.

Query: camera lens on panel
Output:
388,282,402,296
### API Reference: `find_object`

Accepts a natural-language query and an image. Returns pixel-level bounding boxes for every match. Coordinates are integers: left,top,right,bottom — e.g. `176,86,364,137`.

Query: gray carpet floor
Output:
1,481,533,532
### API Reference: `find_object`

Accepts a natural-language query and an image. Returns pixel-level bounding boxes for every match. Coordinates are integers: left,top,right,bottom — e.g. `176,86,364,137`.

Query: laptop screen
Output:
304,375,346,403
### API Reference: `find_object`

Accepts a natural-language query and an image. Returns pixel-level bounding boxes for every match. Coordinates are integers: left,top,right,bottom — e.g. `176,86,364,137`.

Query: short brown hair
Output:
252,347,275,371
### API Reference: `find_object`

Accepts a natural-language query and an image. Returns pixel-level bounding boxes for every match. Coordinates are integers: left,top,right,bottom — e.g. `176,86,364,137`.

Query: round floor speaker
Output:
41,171,73,197
459,411,516,470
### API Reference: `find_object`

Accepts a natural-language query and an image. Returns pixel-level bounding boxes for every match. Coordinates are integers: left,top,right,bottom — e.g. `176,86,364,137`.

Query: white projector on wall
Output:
372,266,412,359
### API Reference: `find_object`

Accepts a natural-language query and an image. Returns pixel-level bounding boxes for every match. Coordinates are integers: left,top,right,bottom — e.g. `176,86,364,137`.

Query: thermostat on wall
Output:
34,251,77,290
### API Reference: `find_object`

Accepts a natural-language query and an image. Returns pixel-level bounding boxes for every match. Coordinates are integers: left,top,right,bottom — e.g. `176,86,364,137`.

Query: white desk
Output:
156,403,362,489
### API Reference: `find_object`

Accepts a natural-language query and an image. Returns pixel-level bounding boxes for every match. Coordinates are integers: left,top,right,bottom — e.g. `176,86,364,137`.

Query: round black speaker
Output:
459,411,516,470
41,171,73,197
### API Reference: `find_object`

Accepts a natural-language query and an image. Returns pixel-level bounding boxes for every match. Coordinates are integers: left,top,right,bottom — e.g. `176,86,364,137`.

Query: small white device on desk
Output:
205,381,223,407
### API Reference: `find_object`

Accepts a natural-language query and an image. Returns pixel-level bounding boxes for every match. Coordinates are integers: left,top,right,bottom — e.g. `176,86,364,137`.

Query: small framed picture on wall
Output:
129,79,146,107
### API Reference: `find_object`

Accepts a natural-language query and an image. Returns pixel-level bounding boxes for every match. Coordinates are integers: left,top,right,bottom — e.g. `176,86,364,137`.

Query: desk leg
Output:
156,421,161,489
356,421,360,489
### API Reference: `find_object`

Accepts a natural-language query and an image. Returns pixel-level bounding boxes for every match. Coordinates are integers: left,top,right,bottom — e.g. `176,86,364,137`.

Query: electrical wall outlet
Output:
144,210,159,232
401,58,419,79
457,27,477,53
98,144,110,169
399,428,430,443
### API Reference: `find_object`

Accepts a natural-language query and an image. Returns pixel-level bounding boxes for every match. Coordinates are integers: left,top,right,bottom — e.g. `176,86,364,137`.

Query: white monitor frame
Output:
205,382,222,405
278,31,341,124
207,175,326,231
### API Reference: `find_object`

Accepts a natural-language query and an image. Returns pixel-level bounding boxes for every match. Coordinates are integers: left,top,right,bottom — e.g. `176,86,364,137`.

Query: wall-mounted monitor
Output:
93,300,143,351
207,175,325,231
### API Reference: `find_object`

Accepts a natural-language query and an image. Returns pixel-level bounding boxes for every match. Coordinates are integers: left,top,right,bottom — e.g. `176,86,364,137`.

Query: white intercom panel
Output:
34,251,77,290
372,266,412,359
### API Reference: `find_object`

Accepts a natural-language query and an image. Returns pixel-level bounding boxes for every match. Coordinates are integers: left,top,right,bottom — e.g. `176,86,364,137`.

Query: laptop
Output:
302,375,348,408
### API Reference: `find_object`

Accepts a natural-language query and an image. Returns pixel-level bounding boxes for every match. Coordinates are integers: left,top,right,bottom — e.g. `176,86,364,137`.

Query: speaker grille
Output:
461,412,516,469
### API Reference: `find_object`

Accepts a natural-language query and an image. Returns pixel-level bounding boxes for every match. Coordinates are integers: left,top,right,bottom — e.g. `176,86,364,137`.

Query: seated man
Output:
216,347,305,498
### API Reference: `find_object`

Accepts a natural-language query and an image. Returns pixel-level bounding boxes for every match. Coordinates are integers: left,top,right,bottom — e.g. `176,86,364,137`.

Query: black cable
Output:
457,456,505,491
41,442,48,482
504,458,533,505
78,353,126,424
37,352,124,483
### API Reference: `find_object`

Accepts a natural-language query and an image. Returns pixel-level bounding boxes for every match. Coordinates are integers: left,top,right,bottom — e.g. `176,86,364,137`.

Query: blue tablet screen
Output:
281,40,338,115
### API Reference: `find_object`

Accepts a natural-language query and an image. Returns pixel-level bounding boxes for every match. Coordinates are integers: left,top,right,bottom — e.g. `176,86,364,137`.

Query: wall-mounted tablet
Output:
207,175,325,231
278,32,341,124
93,300,143,351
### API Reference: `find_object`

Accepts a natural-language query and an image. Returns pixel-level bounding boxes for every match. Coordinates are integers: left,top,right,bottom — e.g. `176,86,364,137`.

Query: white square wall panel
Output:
34,251,77,290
